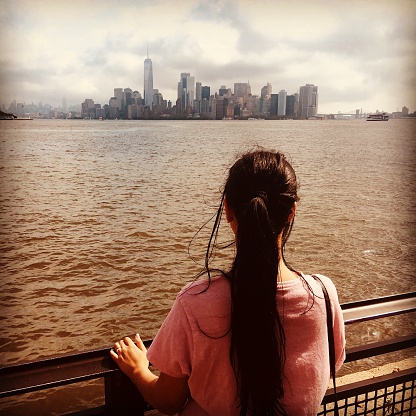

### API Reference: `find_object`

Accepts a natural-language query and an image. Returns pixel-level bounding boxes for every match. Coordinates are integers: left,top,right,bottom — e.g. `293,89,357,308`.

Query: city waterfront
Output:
0,118,415,413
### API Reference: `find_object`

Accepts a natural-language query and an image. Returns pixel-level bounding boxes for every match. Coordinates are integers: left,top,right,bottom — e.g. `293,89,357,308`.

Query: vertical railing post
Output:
104,371,145,416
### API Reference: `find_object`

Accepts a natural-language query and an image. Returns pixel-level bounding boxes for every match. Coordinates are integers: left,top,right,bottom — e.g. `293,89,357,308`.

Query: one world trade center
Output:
144,55,154,108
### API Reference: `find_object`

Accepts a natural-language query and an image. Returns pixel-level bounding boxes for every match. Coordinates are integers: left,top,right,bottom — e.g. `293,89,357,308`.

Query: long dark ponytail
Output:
224,150,299,415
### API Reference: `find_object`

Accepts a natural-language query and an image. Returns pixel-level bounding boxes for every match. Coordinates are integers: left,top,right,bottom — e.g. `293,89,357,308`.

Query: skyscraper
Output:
278,90,287,116
258,84,272,115
178,73,195,111
195,82,202,101
234,82,251,99
201,86,210,101
219,85,228,97
270,94,279,116
299,84,318,118
124,87,133,106
144,56,154,107
133,91,142,105
114,88,124,111
286,95,296,117
261,83,272,99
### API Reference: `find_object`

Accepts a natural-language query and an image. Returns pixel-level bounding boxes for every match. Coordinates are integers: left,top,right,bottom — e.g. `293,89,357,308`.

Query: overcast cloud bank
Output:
0,0,415,113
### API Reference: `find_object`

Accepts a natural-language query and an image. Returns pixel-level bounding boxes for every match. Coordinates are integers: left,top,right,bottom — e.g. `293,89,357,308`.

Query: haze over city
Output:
0,0,415,114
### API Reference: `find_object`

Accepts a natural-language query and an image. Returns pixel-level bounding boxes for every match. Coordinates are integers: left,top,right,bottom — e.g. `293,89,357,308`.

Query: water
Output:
0,119,415,412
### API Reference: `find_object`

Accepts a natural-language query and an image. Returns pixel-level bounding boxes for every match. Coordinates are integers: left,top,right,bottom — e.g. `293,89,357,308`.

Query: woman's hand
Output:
110,333,190,415
110,333,148,380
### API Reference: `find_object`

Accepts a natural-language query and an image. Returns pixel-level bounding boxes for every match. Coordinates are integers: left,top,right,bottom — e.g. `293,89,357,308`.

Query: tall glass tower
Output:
278,90,287,116
299,84,318,119
144,56,154,107
178,73,195,110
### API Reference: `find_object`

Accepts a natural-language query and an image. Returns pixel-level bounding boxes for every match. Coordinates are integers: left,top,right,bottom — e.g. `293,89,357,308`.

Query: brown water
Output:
0,119,415,412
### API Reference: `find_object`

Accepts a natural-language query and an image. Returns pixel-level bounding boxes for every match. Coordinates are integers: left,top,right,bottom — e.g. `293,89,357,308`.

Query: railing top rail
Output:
0,347,115,398
341,291,416,325
0,339,153,399
341,291,415,310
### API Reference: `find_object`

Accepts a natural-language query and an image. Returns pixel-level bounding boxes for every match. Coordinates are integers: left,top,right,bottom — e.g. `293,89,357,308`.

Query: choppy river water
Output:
0,118,415,414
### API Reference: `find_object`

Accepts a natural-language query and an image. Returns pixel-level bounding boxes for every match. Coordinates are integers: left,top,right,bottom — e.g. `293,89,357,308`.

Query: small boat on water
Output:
367,112,389,121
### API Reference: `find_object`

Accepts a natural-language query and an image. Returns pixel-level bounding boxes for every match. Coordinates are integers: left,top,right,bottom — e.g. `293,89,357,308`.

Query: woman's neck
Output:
278,259,300,282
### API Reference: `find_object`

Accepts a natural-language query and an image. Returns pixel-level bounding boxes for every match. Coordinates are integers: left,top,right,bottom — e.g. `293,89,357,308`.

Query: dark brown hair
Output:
223,150,299,415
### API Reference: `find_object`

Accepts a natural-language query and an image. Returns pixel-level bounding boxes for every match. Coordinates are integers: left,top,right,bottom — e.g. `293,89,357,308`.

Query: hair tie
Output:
254,191,268,203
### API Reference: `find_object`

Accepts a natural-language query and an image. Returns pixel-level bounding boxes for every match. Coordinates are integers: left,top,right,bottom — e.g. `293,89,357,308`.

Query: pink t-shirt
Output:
147,274,345,416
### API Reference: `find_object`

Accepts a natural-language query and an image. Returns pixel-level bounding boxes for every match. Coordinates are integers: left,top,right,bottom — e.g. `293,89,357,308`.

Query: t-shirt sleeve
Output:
147,294,194,378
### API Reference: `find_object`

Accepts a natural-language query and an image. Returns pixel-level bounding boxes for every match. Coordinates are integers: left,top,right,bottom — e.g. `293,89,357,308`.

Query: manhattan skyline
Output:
0,0,415,114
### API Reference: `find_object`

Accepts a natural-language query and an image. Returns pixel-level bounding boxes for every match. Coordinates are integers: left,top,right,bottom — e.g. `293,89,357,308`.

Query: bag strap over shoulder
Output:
312,274,339,416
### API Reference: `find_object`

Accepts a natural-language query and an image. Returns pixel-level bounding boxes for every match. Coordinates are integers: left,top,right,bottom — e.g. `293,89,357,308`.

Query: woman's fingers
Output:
111,339,126,359
135,333,146,351
110,334,149,379
111,335,143,360
110,345,121,361
123,336,134,346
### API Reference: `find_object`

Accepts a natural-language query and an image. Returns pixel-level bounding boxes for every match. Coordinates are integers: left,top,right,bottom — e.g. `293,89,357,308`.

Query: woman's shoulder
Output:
176,274,231,335
304,273,334,285
179,274,230,296
302,273,340,301
278,272,336,292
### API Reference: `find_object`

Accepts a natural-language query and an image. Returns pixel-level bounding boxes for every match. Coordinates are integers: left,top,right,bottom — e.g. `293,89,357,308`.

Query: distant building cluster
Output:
79,58,320,120
1,99,78,120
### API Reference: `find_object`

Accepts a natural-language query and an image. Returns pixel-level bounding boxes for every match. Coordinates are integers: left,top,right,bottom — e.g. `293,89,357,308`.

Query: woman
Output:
111,149,345,415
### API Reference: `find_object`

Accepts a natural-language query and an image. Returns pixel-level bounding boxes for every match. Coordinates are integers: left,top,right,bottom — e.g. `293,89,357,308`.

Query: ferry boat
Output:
367,112,389,121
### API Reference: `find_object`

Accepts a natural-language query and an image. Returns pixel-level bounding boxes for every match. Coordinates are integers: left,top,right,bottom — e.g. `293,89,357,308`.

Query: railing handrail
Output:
0,339,152,399
342,291,416,324
0,292,415,401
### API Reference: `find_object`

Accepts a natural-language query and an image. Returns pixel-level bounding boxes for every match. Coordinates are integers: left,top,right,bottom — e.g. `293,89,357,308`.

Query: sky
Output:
0,0,415,114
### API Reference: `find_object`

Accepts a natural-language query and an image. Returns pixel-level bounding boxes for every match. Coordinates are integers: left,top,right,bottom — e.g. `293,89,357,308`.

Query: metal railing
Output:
318,292,416,416
1,292,415,415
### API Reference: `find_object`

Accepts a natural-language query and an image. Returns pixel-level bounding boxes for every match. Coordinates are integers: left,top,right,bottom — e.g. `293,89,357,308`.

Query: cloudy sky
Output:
0,0,415,114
